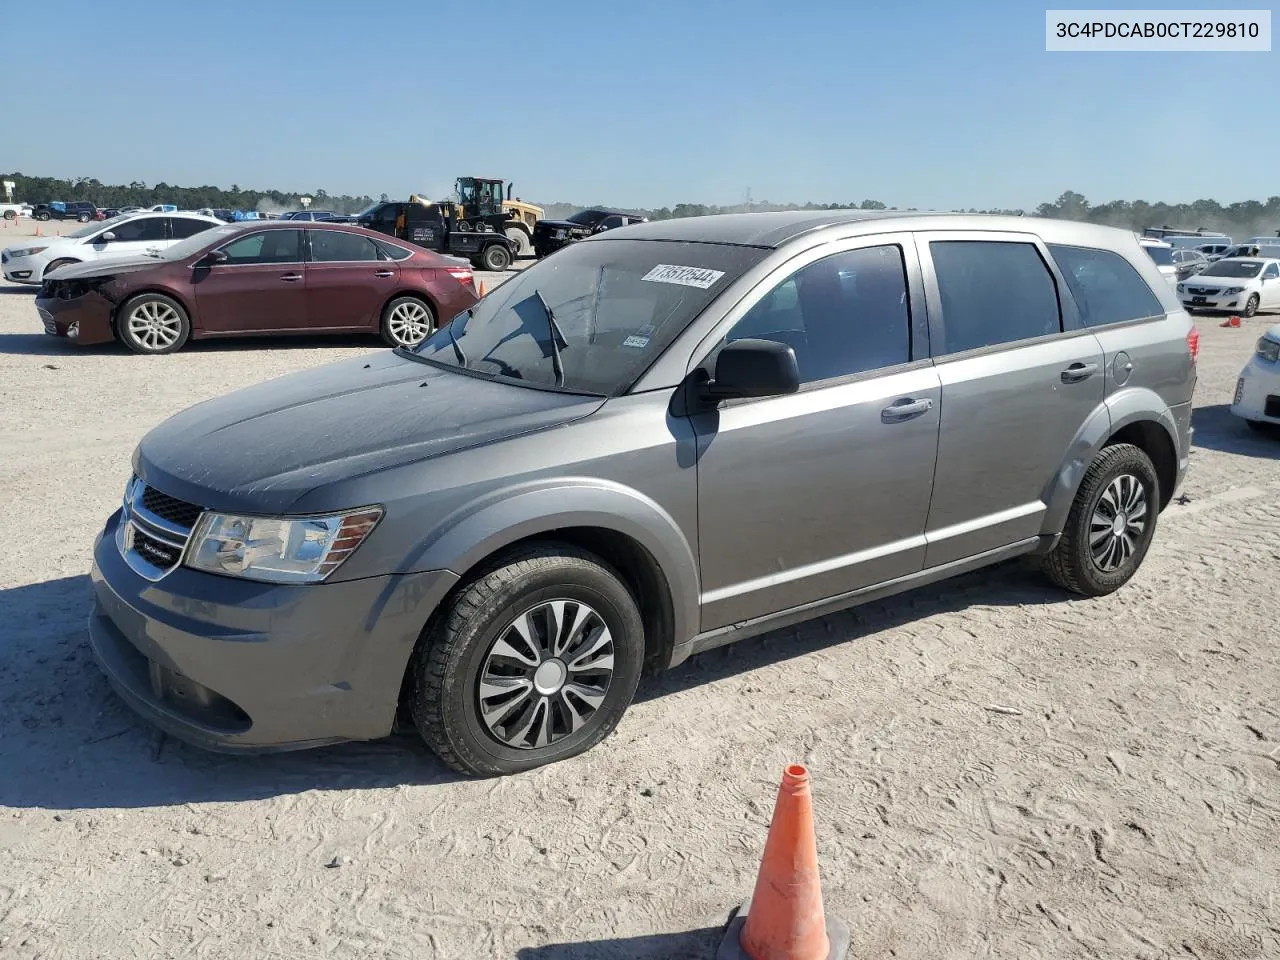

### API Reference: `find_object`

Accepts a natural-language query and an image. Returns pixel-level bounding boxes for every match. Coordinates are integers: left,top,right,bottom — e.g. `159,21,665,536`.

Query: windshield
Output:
1142,245,1174,266
353,202,382,218
1202,260,1264,278
413,238,769,395
567,210,610,227
68,215,130,239
160,223,242,260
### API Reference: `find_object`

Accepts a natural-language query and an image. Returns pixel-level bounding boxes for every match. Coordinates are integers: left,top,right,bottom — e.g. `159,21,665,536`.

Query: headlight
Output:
1177,283,1186,294
1223,286,1245,295
7,246,48,258
186,506,382,583
1257,337,1280,363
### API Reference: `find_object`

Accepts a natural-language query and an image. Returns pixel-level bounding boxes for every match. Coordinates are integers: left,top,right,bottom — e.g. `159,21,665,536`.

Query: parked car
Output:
1138,237,1177,285
35,221,479,353
147,204,178,213
3,211,222,284
1229,323,1280,435
1172,247,1210,281
532,208,649,259
279,210,340,221
0,202,32,220
1218,243,1280,261
1177,257,1280,317
117,206,146,216
195,208,237,223
31,201,98,223
1196,242,1233,260
84,211,1197,775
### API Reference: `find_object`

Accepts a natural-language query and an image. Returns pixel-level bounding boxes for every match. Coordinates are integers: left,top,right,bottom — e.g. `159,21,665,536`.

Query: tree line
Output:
7,173,1279,238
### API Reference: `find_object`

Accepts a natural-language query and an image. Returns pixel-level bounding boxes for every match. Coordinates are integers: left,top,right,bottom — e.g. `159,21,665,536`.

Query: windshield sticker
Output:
641,264,726,289
622,334,651,349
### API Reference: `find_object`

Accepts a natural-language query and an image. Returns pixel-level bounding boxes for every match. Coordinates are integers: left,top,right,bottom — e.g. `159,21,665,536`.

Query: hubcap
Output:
1090,473,1148,572
478,599,615,750
388,301,431,346
126,301,181,351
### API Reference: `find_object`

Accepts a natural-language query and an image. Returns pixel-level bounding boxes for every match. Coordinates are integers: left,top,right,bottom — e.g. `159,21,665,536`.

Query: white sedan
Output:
1177,257,1280,318
1231,323,1280,434
1,211,222,285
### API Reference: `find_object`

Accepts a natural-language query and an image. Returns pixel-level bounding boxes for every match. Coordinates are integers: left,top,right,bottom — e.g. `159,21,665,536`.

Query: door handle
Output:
279,273,302,282
1060,362,1098,383
374,270,393,278
881,397,934,422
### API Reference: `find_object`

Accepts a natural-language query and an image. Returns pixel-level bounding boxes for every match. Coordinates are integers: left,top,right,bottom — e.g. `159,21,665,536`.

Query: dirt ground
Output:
1,215,1277,960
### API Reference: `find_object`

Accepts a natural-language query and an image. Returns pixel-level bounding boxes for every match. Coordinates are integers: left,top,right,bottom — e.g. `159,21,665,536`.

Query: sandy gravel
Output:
1,215,1278,960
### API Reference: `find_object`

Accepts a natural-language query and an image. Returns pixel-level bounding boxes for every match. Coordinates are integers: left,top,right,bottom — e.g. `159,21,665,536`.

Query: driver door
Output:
192,229,309,333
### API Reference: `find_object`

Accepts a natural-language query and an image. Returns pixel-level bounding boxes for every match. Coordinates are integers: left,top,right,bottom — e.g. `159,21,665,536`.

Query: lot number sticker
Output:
641,264,726,289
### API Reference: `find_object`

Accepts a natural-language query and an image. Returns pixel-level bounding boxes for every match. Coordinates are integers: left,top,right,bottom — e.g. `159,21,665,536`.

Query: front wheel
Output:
380,295,435,348
117,293,191,354
1243,294,1260,318
77,213,91,223
43,258,79,279
480,243,512,272
409,543,645,777
1042,443,1159,597
2,210,14,221
505,227,531,257
35,211,50,222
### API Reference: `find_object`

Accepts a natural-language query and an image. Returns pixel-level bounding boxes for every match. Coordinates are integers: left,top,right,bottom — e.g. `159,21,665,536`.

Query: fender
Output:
1041,386,1179,536
402,477,701,655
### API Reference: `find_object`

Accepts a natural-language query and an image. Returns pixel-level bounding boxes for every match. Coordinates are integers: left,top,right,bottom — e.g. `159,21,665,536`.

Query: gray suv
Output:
89,211,1198,776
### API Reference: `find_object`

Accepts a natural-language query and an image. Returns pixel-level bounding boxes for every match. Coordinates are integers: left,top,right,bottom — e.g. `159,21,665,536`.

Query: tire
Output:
116,293,191,355
42,259,79,279
505,227,531,257
380,295,435,348
1243,294,1260,318
35,211,50,222
77,213,91,223
409,543,646,777
455,220,471,232
1042,443,1160,597
2,210,14,221
480,242,512,273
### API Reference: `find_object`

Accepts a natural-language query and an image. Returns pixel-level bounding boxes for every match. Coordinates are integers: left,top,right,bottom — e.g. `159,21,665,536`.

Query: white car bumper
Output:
1230,352,1280,424
1179,285,1253,313
1,253,42,284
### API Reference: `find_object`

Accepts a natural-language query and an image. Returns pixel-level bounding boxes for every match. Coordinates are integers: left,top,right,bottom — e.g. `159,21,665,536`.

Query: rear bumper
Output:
89,511,459,753
34,292,116,345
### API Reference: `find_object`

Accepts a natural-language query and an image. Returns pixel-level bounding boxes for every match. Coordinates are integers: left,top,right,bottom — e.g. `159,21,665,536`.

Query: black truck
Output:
31,201,98,223
343,199,514,272
532,208,648,259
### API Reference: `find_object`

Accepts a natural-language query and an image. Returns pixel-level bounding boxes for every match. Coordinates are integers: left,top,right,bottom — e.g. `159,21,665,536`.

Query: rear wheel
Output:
480,243,512,273
35,211,50,222
409,543,645,776
2,210,15,221
1042,443,1159,597
117,293,190,354
76,213,91,223
380,295,435,348
1243,294,1260,318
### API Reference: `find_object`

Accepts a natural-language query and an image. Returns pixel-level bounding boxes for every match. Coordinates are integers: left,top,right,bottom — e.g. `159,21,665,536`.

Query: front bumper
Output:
89,510,459,753
1230,354,1280,424
2,254,40,284
1179,289,1251,313
35,291,116,345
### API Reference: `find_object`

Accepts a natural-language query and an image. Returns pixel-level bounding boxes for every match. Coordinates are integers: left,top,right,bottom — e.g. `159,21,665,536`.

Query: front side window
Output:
723,245,912,384
309,229,381,262
413,238,768,395
930,240,1061,354
105,217,167,243
217,229,302,265
1048,243,1164,328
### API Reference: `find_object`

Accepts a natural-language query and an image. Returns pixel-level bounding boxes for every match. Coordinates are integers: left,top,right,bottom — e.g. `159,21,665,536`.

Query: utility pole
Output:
745,187,753,213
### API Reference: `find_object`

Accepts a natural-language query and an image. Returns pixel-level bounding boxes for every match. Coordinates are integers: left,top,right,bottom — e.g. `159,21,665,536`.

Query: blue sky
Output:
4,0,1274,209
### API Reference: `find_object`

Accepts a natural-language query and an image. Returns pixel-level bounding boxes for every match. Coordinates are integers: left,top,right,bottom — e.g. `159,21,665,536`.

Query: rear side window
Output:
929,240,1061,354
168,217,214,240
374,239,415,261
1048,244,1164,327
309,229,381,262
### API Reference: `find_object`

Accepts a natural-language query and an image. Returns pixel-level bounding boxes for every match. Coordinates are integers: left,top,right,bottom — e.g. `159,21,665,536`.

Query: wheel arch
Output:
379,288,440,326
1042,389,1182,535
111,286,195,331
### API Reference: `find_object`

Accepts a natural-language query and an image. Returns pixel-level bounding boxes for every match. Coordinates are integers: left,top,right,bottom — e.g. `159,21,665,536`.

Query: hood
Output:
537,219,592,231
5,235,76,254
42,256,170,281
135,350,606,515
1183,273,1257,288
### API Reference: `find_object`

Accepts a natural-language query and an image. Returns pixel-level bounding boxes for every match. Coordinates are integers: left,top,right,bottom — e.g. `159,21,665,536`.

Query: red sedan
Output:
34,221,480,354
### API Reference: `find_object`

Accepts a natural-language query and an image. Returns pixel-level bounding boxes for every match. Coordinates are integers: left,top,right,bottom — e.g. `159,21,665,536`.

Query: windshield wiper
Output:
533,288,568,387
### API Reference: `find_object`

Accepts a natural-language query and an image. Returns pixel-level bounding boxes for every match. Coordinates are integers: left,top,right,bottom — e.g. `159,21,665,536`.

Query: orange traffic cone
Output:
34,225,42,237
718,764,849,960
478,280,487,297
1221,315,1241,328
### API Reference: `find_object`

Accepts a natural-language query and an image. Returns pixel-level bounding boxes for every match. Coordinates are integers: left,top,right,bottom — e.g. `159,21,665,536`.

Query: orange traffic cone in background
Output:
717,764,849,960
34,225,42,237
478,280,487,297
1220,315,1241,328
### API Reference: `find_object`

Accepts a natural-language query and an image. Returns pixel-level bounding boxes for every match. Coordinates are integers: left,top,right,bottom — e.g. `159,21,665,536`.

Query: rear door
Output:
917,231,1106,567
164,216,218,249
304,228,398,329
192,229,308,333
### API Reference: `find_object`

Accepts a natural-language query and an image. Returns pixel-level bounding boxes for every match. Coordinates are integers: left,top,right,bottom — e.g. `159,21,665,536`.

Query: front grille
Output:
1186,287,1218,296
117,478,204,581
1266,396,1280,419
141,486,203,529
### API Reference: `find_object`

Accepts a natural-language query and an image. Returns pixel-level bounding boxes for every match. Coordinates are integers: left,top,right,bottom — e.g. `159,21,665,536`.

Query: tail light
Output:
1186,324,1199,363
444,265,474,291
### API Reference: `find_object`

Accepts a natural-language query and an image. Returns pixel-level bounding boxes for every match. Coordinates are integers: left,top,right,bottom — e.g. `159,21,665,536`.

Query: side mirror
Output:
199,249,229,266
99,231,116,242
702,338,800,401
